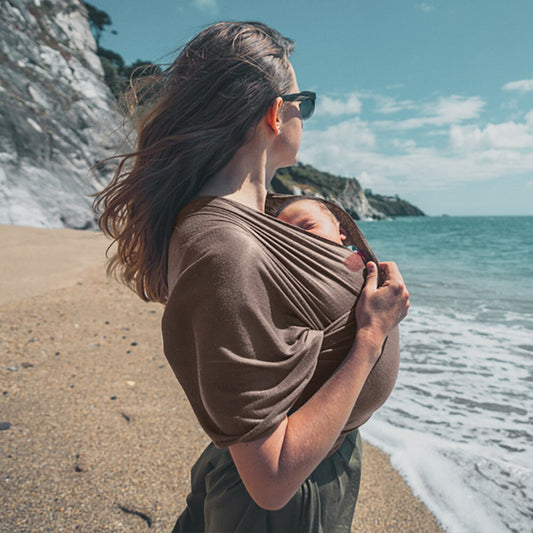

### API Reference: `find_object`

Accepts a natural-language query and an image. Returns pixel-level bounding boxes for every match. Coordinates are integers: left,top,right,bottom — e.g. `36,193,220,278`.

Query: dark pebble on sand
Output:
130,342,137,346
110,395,117,400
0,422,11,431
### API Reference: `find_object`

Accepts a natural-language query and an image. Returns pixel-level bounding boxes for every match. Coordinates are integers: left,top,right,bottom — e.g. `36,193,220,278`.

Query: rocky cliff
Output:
0,0,120,228
272,164,424,219
0,0,423,228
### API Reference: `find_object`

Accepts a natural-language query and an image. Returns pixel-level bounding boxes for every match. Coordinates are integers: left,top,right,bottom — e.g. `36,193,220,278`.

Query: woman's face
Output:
276,63,304,167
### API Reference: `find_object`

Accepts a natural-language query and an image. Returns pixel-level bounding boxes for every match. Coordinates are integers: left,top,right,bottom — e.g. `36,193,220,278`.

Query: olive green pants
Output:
173,430,362,533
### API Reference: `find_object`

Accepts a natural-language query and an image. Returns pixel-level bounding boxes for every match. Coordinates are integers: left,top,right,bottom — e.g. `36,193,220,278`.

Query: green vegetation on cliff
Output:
84,2,160,99
364,190,425,217
272,163,424,218
273,164,346,197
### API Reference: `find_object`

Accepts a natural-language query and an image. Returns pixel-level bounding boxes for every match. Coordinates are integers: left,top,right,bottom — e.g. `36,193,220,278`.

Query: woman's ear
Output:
265,97,283,135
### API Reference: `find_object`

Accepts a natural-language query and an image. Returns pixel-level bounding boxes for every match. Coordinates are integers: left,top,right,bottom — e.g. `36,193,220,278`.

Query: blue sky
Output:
90,0,533,215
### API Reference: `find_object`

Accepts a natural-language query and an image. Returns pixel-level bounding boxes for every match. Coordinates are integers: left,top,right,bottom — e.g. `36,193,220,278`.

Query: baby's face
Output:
277,200,346,245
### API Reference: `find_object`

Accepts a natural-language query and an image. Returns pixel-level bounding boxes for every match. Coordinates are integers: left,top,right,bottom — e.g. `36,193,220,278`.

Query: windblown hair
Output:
93,22,295,303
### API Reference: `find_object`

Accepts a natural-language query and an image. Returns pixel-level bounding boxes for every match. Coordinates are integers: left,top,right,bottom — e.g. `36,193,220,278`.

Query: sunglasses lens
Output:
300,98,314,120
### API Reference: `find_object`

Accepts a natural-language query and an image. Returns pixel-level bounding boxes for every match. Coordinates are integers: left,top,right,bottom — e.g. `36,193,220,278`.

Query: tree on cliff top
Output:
83,2,160,99
84,1,116,47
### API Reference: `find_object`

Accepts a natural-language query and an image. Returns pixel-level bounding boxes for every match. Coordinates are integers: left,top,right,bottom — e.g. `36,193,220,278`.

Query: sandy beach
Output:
0,224,443,532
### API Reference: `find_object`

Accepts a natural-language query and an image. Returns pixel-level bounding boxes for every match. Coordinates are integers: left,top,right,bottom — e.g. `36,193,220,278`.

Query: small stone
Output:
125,381,135,387
110,395,117,400
21,362,33,369
7,366,18,372
130,342,137,346
0,422,11,431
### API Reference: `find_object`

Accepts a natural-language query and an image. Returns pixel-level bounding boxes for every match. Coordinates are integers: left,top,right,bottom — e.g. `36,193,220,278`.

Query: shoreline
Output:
0,224,443,532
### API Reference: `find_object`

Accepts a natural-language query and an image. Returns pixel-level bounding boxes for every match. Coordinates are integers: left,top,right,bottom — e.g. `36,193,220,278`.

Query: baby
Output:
276,197,367,270
276,197,348,245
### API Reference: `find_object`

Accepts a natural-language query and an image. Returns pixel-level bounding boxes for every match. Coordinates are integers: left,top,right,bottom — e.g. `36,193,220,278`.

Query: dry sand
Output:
0,224,444,532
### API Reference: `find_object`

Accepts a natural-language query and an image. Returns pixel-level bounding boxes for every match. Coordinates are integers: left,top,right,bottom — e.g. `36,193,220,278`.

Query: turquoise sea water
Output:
357,216,533,533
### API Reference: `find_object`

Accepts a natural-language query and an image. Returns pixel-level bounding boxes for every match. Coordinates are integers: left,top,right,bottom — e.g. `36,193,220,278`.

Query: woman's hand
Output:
355,261,410,354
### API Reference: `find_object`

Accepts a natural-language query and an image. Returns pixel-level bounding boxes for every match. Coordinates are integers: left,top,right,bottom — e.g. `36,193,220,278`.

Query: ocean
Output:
357,215,533,533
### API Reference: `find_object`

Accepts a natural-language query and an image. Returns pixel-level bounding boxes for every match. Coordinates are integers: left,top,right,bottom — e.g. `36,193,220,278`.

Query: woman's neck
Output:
196,138,276,213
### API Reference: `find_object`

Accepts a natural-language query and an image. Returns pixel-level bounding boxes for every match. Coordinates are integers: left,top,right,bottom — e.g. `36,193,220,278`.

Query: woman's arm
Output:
229,261,409,510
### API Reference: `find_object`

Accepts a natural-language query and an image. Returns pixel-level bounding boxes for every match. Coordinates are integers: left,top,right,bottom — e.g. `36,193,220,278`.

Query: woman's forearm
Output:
229,331,383,510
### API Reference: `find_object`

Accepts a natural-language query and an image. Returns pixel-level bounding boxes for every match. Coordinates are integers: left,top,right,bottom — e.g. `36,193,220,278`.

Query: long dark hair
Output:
93,22,295,303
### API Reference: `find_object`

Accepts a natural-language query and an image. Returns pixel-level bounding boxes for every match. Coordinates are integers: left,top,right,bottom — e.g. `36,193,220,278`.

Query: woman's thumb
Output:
365,261,379,289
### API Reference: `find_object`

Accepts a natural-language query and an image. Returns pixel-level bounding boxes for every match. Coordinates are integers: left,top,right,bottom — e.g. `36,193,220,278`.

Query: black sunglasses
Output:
280,91,316,120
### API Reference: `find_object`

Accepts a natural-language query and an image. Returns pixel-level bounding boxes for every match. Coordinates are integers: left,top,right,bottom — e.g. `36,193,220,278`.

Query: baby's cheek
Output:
344,251,366,272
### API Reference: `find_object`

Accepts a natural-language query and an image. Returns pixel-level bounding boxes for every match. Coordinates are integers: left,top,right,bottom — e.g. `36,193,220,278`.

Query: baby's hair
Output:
275,197,339,223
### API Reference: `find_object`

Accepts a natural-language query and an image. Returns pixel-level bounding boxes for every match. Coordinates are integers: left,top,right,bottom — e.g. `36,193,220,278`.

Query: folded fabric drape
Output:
162,194,399,454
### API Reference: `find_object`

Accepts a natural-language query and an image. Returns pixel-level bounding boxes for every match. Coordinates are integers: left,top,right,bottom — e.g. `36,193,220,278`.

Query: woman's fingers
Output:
357,261,410,340
365,262,379,290
379,261,403,285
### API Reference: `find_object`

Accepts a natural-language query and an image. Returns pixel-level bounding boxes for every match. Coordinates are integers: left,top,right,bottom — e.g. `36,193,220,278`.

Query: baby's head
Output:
276,198,347,245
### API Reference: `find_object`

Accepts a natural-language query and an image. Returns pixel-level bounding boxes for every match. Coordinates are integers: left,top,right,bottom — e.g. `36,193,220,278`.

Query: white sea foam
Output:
355,216,533,531
361,420,508,533
361,303,533,532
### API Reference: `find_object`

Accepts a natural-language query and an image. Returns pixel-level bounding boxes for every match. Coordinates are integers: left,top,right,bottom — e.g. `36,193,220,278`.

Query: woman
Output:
94,21,409,532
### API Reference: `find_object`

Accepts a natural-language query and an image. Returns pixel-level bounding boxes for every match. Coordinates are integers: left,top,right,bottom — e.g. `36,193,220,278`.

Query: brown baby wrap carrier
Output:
162,193,400,454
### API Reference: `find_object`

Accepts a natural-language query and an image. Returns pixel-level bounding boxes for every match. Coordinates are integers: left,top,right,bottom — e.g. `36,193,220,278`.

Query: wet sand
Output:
0,224,443,532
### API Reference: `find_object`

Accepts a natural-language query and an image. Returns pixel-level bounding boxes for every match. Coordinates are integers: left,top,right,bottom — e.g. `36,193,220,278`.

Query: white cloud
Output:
371,95,417,114
392,138,417,151
192,0,218,13
417,3,434,12
375,96,486,130
300,102,533,196
304,117,375,150
450,120,533,151
431,95,485,122
502,79,533,93
316,93,362,117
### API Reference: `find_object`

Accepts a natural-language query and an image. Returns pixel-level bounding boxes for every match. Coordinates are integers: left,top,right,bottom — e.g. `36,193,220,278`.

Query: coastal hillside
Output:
272,164,425,219
0,0,423,228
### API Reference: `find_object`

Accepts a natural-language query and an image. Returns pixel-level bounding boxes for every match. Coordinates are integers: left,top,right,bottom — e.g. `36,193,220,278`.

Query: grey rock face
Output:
271,165,388,220
0,0,121,228
337,178,384,221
